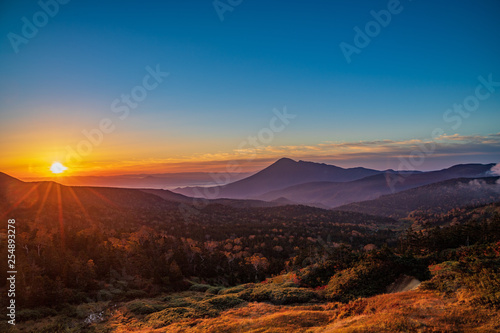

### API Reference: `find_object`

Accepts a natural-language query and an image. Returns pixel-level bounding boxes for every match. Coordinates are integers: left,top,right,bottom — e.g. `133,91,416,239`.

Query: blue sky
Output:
1,0,499,176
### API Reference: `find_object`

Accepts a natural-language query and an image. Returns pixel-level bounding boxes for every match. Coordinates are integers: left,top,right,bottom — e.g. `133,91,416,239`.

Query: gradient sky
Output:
1,0,499,178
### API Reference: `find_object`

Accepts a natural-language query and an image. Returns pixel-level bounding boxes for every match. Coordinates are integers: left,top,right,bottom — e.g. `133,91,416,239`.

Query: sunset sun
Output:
50,162,68,174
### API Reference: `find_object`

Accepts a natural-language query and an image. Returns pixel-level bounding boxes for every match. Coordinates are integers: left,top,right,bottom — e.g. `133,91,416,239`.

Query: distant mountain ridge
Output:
257,163,496,208
336,176,500,218
0,173,286,219
173,157,384,199
2,160,497,218
22,171,253,189
141,188,284,208
173,159,496,207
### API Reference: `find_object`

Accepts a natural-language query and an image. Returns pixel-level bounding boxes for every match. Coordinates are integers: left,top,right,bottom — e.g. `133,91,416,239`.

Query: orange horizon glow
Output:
2,132,499,181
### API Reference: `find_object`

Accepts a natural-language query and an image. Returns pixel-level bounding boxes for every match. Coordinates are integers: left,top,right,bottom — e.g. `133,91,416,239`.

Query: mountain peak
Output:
274,157,296,165
174,158,382,199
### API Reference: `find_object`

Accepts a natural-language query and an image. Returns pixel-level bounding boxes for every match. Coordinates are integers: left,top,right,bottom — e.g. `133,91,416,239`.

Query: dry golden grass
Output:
7,289,499,332
157,290,499,333
164,302,335,333
314,290,499,333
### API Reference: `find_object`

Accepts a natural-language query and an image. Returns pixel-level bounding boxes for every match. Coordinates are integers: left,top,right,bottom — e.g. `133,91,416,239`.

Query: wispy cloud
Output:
68,132,499,175
222,133,500,161
25,133,497,177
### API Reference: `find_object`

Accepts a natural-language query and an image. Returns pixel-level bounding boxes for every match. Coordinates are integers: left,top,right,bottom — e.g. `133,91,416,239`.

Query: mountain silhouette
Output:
257,163,495,207
173,157,382,199
336,176,500,218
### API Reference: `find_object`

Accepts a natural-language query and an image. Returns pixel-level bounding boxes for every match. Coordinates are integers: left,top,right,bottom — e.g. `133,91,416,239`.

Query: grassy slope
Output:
5,239,500,332
5,288,499,333
167,291,498,333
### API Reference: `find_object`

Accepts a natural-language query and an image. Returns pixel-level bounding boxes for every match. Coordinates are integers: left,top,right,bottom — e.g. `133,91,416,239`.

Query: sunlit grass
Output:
7,287,499,333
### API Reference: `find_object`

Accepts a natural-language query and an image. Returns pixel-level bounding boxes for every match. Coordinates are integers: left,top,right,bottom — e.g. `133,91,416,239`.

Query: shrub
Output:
96,289,113,301
271,287,318,304
127,300,166,315
146,307,197,328
109,287,123,295
17,309,44,322
336,299,367,319
219,285,247,295
199,294,245,311
205,286,223,294
422,258,500,308
326,252,430,302
239,284,317,305
420,261,463,294
121,289,148,300
17,307,58,322
164,295,201,308
189,283,212,292
326,260,396,302
58,303,78,317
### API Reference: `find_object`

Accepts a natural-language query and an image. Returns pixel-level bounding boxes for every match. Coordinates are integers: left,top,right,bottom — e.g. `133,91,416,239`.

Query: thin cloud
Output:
63,133,500,175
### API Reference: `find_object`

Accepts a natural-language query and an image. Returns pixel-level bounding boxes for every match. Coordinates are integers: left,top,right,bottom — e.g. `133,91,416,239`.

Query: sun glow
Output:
50,162,68,174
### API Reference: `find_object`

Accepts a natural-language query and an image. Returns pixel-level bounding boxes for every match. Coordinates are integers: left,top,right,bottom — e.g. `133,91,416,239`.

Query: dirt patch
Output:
386,275,421,294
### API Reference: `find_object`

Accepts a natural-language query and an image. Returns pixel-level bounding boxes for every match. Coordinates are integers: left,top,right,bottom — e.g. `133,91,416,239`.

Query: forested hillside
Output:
1,176,499,332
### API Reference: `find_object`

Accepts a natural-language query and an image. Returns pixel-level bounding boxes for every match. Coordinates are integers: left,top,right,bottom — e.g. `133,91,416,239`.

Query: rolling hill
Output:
173,158,389,199
336,177,500,218
0,172,289,222
141,188,285,208
256,163,496,208
173,160,495,204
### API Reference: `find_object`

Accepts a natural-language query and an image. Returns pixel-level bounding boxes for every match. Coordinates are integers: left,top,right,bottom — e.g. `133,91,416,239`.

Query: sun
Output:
50,162,68,174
